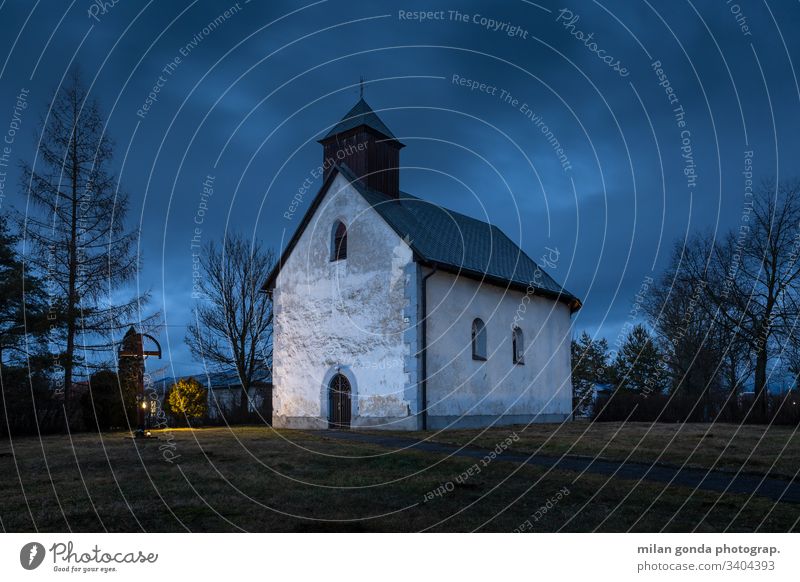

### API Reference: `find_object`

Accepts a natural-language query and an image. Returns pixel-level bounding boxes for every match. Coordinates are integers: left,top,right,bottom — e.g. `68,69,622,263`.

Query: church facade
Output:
263,98,581,430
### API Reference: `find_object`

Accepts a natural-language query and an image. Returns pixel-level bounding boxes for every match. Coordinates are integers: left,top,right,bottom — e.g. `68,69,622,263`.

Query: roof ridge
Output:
263,163,580,310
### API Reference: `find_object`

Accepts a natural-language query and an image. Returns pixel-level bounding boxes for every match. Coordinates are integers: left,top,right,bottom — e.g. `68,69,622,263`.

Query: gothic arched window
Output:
512,326,524,365
472,318,487,361
331,221,347,261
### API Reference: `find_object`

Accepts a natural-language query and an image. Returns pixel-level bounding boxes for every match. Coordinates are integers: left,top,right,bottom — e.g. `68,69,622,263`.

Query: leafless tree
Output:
681,180,800,421
646,237,750,418
20,70,151,416
185,235,274,418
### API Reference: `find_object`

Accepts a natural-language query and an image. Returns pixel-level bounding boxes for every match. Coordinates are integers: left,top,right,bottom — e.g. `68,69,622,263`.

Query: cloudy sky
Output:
1,0,798,378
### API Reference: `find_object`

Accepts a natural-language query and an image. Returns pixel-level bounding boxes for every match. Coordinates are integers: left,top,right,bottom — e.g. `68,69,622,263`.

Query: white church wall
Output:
424,270,573,428
272,173,419,430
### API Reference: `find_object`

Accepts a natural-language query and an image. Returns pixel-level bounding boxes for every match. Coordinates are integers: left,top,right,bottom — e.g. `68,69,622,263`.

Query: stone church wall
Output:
271,174,420,430
424,270,573,428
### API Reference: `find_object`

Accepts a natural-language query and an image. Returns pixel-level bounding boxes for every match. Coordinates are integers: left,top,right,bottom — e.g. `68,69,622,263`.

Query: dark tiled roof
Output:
261,165,580,310
337,165,580,308
321,98,400,142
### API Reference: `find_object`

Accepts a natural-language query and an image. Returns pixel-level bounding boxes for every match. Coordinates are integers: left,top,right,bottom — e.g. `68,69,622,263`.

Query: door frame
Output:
322,366,356,428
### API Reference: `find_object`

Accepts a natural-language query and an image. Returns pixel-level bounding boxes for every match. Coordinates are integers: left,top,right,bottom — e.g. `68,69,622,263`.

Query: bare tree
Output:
185,235,274,418
646,238,750,419
681,180,800,421
20,71,150,416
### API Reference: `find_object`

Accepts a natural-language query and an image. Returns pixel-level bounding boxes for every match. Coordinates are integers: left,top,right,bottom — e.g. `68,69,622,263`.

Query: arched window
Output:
331,221,347,261
472,318,487,361
512,326,524,364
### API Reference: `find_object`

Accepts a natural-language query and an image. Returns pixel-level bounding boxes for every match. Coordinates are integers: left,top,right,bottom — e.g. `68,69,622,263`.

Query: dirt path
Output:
313,430,800,504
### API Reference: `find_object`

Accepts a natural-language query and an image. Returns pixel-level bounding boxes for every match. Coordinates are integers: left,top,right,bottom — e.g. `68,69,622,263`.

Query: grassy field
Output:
0,424,798,532
403,421,800,479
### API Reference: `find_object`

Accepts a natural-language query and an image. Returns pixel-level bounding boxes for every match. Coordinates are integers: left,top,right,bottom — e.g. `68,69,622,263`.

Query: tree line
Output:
572,180,800,425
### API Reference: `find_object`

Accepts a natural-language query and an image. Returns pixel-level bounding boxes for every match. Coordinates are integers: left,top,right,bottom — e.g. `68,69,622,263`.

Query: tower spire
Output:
319,92,404,197
359,76,364,99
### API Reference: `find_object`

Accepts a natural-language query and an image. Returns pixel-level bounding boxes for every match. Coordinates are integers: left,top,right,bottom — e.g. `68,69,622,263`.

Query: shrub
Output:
81,369,137,432
0,365,55,436
166,378,207,425
593,390,800,425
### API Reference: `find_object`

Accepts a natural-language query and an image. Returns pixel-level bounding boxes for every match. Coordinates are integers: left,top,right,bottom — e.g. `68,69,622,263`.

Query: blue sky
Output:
1,0,798,380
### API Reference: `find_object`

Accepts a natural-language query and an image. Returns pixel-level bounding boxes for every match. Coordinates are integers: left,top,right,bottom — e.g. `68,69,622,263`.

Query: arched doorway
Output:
328,373,352,429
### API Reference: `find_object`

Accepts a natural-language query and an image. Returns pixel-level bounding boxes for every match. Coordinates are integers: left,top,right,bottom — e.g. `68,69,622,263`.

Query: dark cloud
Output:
1,0,798,376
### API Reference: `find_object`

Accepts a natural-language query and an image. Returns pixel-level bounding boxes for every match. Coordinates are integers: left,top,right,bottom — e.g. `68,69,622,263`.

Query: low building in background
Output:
153,371,272,425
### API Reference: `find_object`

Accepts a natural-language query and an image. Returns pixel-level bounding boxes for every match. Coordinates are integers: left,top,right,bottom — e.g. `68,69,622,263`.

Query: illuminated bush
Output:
166,378,208,424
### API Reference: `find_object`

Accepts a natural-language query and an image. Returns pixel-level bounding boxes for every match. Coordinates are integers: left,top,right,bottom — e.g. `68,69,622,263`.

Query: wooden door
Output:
328,374,351,429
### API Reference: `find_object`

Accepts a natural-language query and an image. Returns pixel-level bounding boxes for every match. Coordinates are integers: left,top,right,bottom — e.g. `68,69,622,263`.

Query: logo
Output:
20,542,45,570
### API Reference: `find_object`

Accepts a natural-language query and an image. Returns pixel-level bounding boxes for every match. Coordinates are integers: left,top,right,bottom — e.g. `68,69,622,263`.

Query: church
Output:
263,97,581,430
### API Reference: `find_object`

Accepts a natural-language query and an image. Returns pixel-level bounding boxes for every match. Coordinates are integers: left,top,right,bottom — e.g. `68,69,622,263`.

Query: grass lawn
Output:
0,425,798,532
399,421,800,480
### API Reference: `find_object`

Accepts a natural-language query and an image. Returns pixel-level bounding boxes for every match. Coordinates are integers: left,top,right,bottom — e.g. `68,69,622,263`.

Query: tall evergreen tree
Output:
612,324,666,395
0,215,47,364
20,70,150,416
571,331,610,415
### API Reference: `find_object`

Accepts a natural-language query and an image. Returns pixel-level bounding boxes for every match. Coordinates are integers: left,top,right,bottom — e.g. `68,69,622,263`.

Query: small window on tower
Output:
331,221,347,261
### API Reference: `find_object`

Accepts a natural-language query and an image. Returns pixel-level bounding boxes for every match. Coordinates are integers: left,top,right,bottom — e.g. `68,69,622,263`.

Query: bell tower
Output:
319,97,404,198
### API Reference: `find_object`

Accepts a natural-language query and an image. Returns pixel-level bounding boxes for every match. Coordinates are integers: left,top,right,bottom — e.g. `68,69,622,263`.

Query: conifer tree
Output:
612,324,665,395
571,331,610,415
20,70,151,417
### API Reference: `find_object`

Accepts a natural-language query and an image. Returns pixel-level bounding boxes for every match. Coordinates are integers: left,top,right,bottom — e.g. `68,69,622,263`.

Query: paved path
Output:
312,430,800,504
